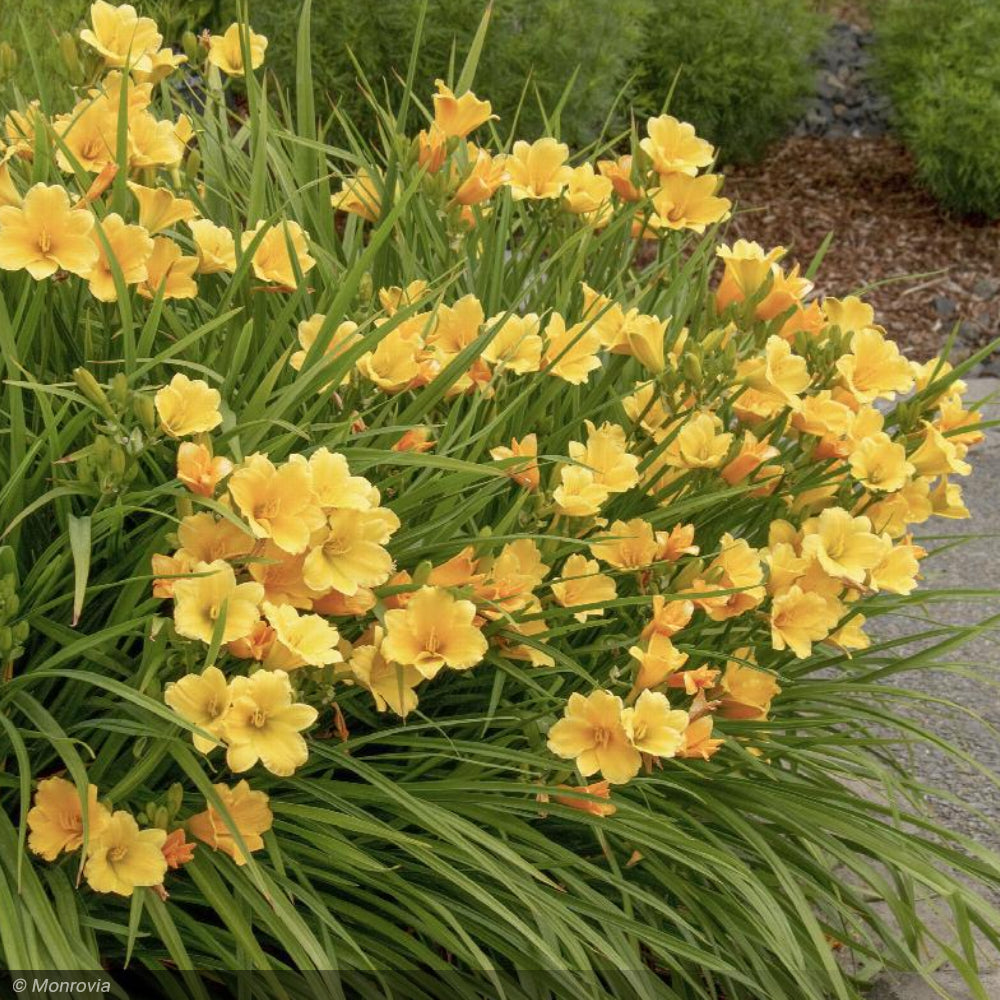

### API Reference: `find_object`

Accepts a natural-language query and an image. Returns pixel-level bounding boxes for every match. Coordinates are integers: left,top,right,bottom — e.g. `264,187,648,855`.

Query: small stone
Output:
833,102,849,117
933,296,958,319
956,320,982,344
973,277,1000,299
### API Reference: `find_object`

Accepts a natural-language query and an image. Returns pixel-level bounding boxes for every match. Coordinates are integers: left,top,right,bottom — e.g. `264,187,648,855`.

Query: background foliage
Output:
873,0,1000,219
633,0,825,163
0,0,825,160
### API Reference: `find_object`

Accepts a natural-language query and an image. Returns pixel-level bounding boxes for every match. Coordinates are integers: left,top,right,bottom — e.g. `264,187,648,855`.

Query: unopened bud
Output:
412,560,433,585
133,393,156,434
681,352,703,387
184,149,201,184
59,32,83,84
109,372,130,409
166,782,184,818
181,31,201,65
73,368,114,418
670,557,704,591
0,42,16,79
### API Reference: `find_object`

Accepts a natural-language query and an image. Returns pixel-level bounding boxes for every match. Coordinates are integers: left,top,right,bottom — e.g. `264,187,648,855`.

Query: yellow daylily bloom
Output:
172,559,264,645
432,80,495,138
503,138,573,200
553,465,609,517
27,777,111,861
770,585,841,658
187,780,272,866
568,420,639,494
848,432,915,492
640,114,714,177
621,690,689,757
835,327,914,404
83,811,167,897
154,373,222,437
349,625,424,717
302,507,399,596
188,219,236,274
0,183,97,279
382,585,488,679
801,508,888,585
243,220,315,288
547,689,641,785
649,173,731,234
228,453,325,555
223,669,317,776
79,1,162,72
715,662,781,720
138,236,199,300
164,665,231,754
262,601,343,670
84,212,153,301
207,23,268,77
551,553,616,622
128,182,198,233
542,311,602,384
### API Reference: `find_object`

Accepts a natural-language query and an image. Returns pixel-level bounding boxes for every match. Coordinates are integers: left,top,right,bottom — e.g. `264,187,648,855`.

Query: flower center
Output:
255,498,281,520
323,533,349,557
592,726,612,748
38,229,53,254
424,627,440,654
251,709,268,729
61,811,82,833
108,844,128,863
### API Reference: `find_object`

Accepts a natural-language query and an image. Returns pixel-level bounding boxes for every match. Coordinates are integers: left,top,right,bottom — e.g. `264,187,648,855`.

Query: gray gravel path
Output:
868,377,1000,999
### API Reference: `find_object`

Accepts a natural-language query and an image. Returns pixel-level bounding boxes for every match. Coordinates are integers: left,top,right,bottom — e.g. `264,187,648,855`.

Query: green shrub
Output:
634,0,825,164
253,0,653,147
874,0,1000,218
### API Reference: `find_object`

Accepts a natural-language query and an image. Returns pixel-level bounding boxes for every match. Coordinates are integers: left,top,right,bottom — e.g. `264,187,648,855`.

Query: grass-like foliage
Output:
0,3,999,999
874,0,1000,219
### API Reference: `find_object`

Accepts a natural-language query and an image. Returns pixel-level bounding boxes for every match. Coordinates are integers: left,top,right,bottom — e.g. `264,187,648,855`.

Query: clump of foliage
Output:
1,3,999,999
874,0,1000,218
634,0,825,163
254,0,653,147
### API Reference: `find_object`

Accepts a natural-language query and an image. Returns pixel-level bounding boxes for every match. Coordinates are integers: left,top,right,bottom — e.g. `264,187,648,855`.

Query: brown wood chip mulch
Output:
722,137,1000,360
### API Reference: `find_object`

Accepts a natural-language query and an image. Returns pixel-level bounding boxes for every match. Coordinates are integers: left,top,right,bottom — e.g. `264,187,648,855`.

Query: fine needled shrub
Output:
253,0,653,147
635,0,825,163
1,3,999,999
874,0,1000,218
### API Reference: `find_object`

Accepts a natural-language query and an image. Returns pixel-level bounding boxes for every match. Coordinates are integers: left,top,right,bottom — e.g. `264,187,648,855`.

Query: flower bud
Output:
0,42,16,81
109,371,130,409
166,782,184,819
59,32,83,84
670,557,704,591
412,560,433,586
73,367,115,418
181,31,201,65
185,149,202,184
682,352,703,388
133,393,157,434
